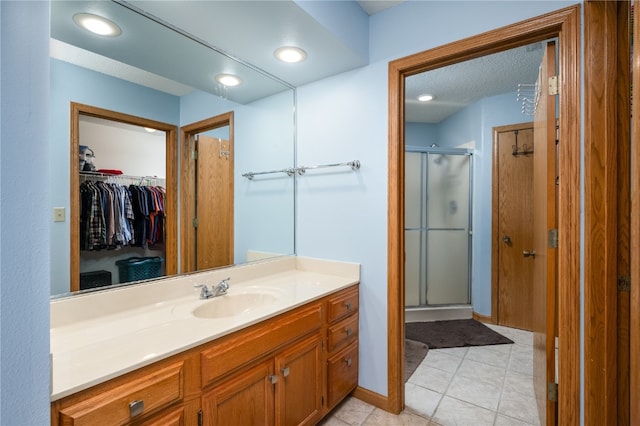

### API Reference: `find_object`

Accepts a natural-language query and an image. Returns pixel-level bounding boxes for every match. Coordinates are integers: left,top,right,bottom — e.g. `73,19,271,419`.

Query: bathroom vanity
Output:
50,256,360,425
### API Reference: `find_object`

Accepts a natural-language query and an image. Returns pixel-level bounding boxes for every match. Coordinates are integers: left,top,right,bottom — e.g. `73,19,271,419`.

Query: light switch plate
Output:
53,207,65,222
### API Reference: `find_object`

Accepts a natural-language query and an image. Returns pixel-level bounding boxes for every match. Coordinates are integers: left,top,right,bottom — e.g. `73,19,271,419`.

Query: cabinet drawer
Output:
58,361,184,426
326,341,358,410
201,303,322,387
327,314,358,353
327,287,358,323
136,405,185,426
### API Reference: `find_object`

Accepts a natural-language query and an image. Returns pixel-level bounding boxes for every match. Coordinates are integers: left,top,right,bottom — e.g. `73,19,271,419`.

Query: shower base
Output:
405,304,473,323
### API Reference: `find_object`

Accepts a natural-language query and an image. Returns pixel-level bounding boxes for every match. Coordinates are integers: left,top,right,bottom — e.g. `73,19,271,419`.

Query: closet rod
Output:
79,171,166,186
242,160,361,180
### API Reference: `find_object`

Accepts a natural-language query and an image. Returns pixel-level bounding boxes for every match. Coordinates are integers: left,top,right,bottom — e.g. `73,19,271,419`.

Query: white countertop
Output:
50,256,359,401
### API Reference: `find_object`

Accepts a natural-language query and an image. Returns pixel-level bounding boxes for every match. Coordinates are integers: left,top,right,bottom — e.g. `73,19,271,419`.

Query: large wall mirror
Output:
50,1,295,296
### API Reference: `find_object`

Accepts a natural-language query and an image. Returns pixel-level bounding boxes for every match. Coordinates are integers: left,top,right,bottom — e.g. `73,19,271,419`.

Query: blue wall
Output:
296,0,578,397
405,122,438,147
1,2,51,424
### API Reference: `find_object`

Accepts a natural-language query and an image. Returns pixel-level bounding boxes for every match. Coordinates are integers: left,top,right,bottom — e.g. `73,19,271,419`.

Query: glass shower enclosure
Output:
405,147,473,309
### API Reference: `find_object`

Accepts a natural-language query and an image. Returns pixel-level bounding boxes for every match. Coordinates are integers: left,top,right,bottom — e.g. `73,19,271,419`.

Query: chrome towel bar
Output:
243,160,360,180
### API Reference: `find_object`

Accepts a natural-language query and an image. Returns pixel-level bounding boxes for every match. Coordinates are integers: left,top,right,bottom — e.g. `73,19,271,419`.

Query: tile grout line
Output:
427,347,467,423
492,343,513,426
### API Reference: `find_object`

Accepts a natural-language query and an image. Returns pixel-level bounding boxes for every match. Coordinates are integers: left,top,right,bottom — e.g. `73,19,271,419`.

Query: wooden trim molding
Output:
630,0,640,423
583,2,633,424
473,312,493,324
351,386,389,411
614,2,631,424
69,103,178,292
387,6,581,422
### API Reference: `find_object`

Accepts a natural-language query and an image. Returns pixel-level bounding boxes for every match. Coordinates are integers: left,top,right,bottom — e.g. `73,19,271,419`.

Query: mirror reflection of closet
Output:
70,102,178,293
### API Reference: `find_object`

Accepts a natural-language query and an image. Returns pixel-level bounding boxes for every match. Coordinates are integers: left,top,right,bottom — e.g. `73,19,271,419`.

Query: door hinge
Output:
192,218,198,228
618,275,631,292
548,229,559,248
548,75,559,95
198,409,203,426
192,149,198,160
548,382,558,402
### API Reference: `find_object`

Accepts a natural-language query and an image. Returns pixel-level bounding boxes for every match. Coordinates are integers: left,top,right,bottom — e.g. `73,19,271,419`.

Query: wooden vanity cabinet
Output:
200,303,324,426
324,286,359,413
51,356,200,426
51,284,358,426
202,359,275,426
201,334,323,426
274,334,323,425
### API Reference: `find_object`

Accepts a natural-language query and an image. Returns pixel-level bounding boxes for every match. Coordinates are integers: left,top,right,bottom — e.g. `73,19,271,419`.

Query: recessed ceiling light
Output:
418,94,434,102
73,13,121,37
215,74,242,87
144,127,157,133
274,46,307,63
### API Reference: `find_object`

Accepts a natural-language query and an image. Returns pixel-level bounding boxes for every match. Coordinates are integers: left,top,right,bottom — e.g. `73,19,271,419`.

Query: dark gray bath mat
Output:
405,319,513,349
405,339,429,382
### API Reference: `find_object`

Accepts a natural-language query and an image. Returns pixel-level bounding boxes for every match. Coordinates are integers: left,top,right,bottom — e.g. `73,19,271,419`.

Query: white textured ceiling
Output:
51,0,545,121
405,42,545,123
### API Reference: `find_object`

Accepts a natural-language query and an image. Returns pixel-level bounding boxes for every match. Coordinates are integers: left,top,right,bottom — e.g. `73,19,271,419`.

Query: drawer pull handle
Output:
281,366,290,377
345,328,352,336
269,374,279,384
344,357,352,367
129,400,144,417
345,302,352,310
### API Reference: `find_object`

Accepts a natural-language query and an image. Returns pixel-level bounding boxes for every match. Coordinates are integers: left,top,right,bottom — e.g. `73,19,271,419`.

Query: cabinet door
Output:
326,341,359,411
274,334,322,426
202,360,275,426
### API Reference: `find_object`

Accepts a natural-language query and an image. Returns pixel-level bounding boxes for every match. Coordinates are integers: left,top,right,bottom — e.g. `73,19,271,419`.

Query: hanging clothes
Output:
79,180,165,251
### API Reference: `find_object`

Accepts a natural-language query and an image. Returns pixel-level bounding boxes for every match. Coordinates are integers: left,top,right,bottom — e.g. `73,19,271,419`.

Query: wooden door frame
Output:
70,102,178,292
583,1,633,424
386,5,581,421
179,111,234,274
491,122,534,326
631,0,640,423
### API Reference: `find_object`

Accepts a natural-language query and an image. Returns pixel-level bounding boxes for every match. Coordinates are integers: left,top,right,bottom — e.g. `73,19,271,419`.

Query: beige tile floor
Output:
319,324,539,426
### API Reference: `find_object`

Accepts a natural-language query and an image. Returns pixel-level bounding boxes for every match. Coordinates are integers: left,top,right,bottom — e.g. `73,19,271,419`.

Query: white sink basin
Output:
192,292,280,319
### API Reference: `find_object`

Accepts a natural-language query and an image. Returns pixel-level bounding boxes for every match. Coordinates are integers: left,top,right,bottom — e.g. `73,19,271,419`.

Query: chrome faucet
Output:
194,277,230,299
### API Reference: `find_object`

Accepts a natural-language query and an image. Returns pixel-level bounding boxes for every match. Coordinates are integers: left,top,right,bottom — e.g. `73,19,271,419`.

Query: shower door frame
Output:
405,145,474,307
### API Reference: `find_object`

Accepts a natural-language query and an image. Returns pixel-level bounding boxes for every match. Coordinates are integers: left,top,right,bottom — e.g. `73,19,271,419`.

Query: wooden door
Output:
494,124,534,330
532,40,557,426
195,135,234,270
274,335,322,426
202,360,275,426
